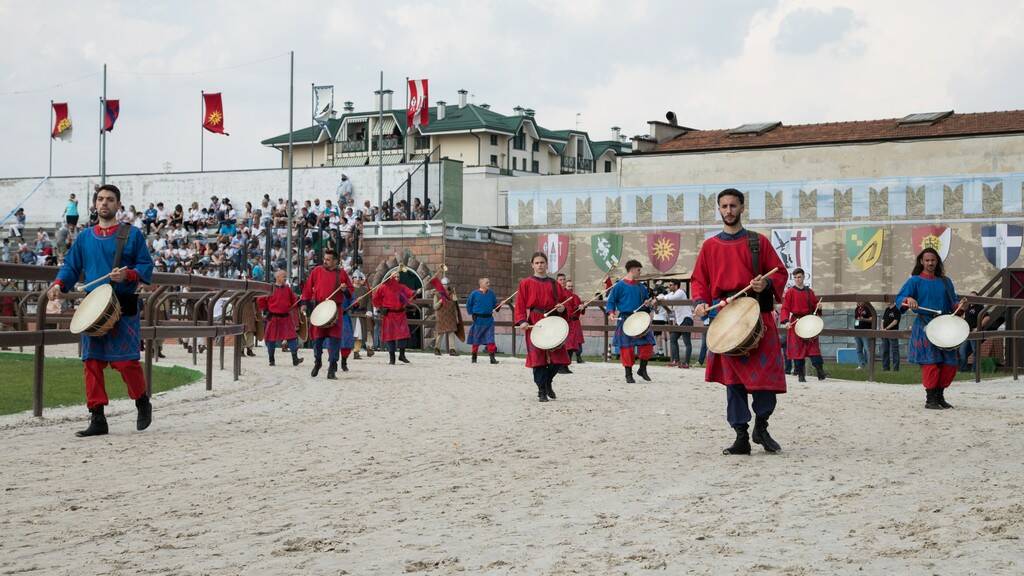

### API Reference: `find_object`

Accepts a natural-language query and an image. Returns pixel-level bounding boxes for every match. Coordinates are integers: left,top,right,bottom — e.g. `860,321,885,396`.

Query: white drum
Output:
925,314,970,351
794,315,824,340
70,284,121,336
310,300,339,328
623,311,652,337
530,316,569,351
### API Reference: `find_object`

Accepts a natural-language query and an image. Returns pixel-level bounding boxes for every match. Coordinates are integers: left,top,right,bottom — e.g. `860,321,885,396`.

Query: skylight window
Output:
728,122,781,135
897,111,953,125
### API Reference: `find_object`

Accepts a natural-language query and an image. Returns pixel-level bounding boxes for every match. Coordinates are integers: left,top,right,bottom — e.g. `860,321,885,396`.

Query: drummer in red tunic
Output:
692,189,789,455
300,250,351,380
779,268,826,382
514,251,572,402
257,269,304,368
564,279,585,365
372,271,416,365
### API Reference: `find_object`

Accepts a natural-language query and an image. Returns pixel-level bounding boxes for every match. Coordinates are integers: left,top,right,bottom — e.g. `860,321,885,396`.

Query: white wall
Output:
0,164,439,226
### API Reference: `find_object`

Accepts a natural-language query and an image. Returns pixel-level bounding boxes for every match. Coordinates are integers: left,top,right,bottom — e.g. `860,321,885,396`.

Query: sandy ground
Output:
2,344,1024,576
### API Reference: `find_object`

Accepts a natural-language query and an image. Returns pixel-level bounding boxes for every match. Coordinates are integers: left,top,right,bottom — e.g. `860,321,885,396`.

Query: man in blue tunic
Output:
895,247,968,409
605,259,656,383
465,277,499,364
48,185,155,437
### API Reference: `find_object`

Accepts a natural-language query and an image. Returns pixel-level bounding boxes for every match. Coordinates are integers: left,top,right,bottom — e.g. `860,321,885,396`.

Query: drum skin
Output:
925,314,970,350
706,297,764,355
794,315,824,340
623,311,652,337
310,300,338,328
70,284,122,336
530,316,569,351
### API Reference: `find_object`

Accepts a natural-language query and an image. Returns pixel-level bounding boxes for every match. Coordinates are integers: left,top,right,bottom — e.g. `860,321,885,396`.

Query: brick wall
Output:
359,236,512,298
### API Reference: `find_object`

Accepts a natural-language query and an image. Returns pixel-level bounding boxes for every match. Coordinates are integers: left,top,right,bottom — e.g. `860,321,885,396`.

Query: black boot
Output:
311,359,322,377
246,348,255,357
489,352,499,364
545,370,557,400
797,364,807,383
637,360,651,382
292,351,304,367
398,349,410,363
472,352,478,363
135,395,152,431
536,382,548,402
341,356,349,372
751,416,781,453
388,349,396,365
925,388,943,409
558,364,573,374
723,424,751,455
75,406,108,438
268,348,276,366
937,387,953,409
576,351,585,364
815,364,827,381
327,362,338,380
625,366,636,384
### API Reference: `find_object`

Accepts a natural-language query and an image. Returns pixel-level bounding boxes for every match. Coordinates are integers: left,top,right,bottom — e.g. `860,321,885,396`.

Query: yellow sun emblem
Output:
652,237,676,262
206,111,222,126
57,118,71,132
921,234,941,252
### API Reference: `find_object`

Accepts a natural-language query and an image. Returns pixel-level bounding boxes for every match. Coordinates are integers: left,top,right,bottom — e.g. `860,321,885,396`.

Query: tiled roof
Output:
652,110,1024,153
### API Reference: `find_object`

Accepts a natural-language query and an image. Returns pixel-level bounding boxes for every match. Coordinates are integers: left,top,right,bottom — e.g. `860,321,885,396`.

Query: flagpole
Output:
200,90,205,172
97,97,102,178
100,63,107,186
377,70,383,209
404,76,409,163
48,100,53,177
286,50,295,285
310,83,314,168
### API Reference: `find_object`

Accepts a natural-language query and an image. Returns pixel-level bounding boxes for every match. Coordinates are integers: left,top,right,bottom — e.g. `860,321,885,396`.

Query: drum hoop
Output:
925,314,969,350
794,315,824,339
706,297,762,355
623,311,652,337
531,316,569,350
71,284,116,335
310,300,339,327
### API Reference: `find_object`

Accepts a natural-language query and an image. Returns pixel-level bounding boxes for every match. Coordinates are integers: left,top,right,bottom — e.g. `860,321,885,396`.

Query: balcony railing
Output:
340,140,367,153
378,136,402,151
560,156,593,174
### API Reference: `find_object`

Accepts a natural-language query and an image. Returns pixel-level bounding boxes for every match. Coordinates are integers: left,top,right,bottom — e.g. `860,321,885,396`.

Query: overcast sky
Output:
1,0,1022,178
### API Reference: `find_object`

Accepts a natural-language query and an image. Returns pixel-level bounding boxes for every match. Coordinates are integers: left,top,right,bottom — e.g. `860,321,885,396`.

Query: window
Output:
513,131,526,150
512,158,517,170
531,160,539,173
532,141,539,152
489,134,498,146
489,154,498,167
414,135,430,150
604,161,612,173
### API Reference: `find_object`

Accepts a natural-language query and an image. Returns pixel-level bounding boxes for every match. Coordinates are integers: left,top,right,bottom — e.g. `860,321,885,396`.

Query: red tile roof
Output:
652,110,1024,153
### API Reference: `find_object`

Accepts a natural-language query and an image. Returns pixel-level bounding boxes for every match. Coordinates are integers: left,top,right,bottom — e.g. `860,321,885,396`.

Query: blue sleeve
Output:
55,233,85,291
894,276,917,309
945,278,959,309
606,283,622,313
129,228,154,284
466,291,479,313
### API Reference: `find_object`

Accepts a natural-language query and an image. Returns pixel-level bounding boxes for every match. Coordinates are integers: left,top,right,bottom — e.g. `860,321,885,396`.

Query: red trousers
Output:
620,344,653,367
921,363,957,390
471,344,497,354
84,359,147,409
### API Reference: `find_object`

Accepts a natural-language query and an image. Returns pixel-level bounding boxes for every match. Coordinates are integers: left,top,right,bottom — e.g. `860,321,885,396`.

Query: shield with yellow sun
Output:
647,232,680,273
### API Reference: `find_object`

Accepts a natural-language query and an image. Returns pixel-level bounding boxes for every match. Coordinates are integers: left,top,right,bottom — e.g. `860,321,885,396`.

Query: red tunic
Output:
257,285,299,341
564,292,584,352
372,276,415,342
780,286,822,359
513,275,571,367
691,231,788,392
301,265,351,340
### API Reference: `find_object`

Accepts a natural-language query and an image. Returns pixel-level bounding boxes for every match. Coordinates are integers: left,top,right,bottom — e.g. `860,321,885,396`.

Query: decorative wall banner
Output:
981,224,1023,269
537,233,569,273
912,226,951,260
845,227,884,271
771,228,813,286
647,232,680,273
591,232,622,273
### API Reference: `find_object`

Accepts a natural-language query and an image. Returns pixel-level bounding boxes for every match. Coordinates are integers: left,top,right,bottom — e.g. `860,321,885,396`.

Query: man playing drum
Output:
465,277,499,364
564,279,585,365
605,260,657,384
514,251,572,402
48,184,155,438
257,269,304,367
300,250,351,380
692,188,789,455
894,247,967,409
372,271,416,365
779,268,826,382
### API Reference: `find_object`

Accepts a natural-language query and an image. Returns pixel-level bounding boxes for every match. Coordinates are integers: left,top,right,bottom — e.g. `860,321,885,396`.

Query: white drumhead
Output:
926,314,970,350
71,284,113,335
706,297,761,354
310,300,338,327
623,311,652,337
794,315,824,340
531,316,569,351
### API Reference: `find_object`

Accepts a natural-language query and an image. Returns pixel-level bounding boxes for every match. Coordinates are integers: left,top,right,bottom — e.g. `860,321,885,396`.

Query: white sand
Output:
2,344,1023,575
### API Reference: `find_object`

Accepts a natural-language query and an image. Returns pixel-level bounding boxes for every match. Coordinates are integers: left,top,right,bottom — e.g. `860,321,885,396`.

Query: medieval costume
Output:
895,272,960,409
301,264,352,379
256,283,303,367
513,275,572,402
606,278,657,383
372,275,416,364
564,290,585,364
780,285,826,382
465,287,498,364
431,278,464,356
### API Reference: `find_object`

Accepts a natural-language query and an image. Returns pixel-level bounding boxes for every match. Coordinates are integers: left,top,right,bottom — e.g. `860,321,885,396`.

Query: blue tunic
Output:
339,292,355,349
56,226,154,362
606,279,657,348
466,289,497,345
894,274,959,366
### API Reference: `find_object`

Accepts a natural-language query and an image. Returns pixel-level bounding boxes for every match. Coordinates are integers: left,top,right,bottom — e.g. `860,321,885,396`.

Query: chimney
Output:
343,101,354,113
611,126,621,141
383,89,394,110
373,90,382,111
513,106,524,116
436,100,447,120
458,89,468,109
525,108,535,118
480,103,490,110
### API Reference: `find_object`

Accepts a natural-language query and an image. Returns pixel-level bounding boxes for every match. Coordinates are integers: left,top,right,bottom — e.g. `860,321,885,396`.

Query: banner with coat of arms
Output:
911,226,951,260
591,232,622,273
845,227,884,271
537,233,569,274
770,228,813,286
981,224,1023,269
647,232,680,273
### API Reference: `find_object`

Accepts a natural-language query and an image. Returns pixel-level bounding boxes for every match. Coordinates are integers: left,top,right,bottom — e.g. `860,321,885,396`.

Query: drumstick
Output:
341,267,404,311
493,290,518,312
710,267,780,310
952,299,966,316
576,284,614,312
80,267,127,291
915,306,943,315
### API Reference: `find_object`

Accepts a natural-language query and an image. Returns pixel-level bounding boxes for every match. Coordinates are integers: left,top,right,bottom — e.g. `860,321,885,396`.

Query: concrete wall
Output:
435,133,482,167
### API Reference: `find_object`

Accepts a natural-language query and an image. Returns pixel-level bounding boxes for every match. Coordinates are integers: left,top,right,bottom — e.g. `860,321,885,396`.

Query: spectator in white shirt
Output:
663,279,693,368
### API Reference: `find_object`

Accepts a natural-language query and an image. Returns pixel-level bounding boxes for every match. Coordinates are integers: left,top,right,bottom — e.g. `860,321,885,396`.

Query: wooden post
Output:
32,290,48,418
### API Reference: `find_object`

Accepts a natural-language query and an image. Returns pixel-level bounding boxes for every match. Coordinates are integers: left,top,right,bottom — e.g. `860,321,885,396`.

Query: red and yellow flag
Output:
51,102,72,141
202,92,228,135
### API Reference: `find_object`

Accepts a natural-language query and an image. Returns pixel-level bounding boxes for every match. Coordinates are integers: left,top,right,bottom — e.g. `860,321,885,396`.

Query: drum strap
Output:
746,231,775,313
111,223,131,270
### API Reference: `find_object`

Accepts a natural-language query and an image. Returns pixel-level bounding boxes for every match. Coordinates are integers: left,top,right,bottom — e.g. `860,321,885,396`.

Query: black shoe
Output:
311,360,322,377
798,366,807,383
785,367,792,375
925,388,943,410
399,350,410,363
625,366,636,384
545,380,557,400
246,348,256,357
558,365,572,374
723,425,751,455
353,351,361,360
268,355,275,366
472,353,478,363
576,352,585,364
341,357,349,372
815,365,827,381
75,407,108,438
537,384,548,402
751,416,781,453
292,353,304,367
637,360,651,382
135,395,152,431
327,362,338,380
157,351,166,359
489,353,499,365
389,350,396,365
434,348,442,356
936,388,953,409
449,349,458,357
366,349,375,357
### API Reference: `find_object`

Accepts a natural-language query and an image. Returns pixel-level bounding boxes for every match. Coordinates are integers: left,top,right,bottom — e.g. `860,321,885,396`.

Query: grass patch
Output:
818,362,1002,384
0,352,203,416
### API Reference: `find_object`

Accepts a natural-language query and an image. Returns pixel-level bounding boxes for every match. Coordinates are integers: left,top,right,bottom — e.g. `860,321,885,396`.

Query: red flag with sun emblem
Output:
202,92,228,135
647,232,680,273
